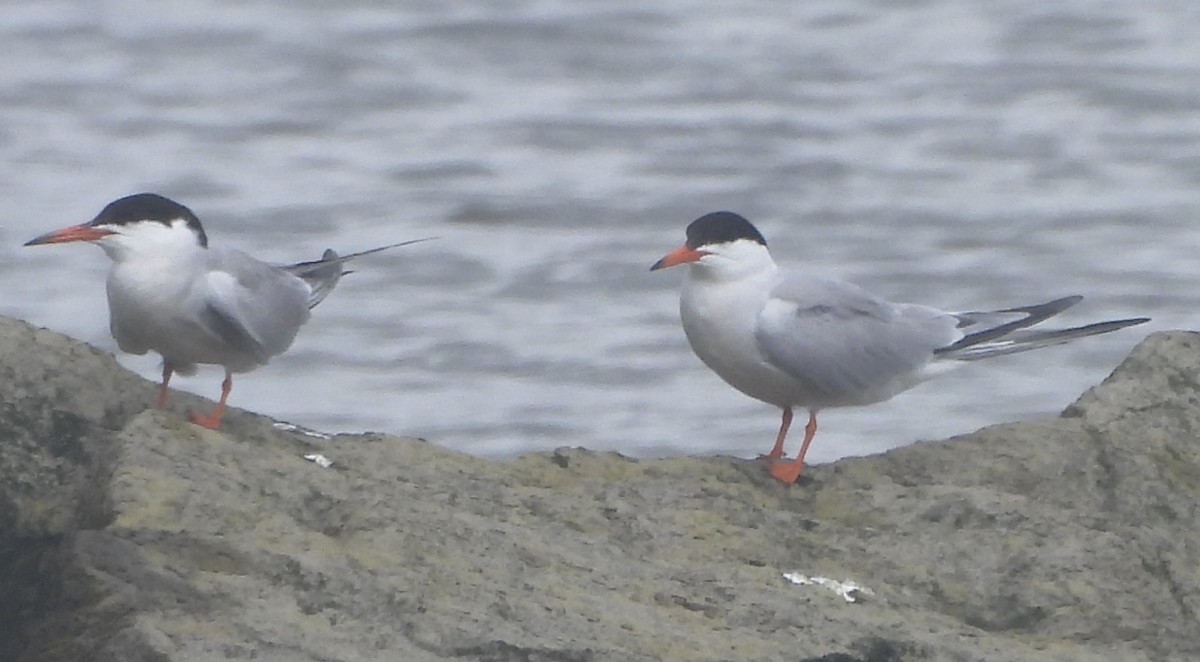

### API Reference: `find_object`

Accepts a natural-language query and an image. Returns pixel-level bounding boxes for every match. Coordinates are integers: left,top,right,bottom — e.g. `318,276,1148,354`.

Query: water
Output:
1,0,1197,464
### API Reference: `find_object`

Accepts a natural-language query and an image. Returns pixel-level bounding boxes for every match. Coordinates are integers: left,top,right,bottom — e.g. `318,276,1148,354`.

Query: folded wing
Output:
754,276,961,403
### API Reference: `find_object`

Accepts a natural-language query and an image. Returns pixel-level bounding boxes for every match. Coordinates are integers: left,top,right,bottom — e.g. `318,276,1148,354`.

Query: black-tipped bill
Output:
24,224,115,246
650,244,707,271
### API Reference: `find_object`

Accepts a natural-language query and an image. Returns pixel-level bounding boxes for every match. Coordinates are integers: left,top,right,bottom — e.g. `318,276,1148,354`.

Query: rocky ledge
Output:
1,315,1199,662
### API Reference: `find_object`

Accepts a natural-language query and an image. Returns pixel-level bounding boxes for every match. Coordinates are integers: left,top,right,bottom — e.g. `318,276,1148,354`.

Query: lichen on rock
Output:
2,316,1198,662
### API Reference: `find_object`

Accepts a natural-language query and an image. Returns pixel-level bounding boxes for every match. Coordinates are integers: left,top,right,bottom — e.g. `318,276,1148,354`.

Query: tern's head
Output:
650,211,773,279
25,193,209,261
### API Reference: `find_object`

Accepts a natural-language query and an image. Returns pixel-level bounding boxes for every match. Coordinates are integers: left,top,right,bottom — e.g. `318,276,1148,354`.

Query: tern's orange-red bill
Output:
24,224,115,246
650,245,706,271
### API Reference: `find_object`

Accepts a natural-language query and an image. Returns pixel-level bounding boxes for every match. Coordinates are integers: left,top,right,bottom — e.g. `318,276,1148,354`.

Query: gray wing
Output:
754,275,962,401
198,249,312,363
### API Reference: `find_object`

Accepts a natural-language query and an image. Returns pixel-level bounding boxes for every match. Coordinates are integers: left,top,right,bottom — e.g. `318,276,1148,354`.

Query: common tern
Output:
26,193,430,429
652,211,1149,485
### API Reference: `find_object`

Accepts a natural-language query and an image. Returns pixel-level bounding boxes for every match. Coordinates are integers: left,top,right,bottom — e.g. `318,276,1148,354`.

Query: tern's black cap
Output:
90,193,208,247
685,211,767,249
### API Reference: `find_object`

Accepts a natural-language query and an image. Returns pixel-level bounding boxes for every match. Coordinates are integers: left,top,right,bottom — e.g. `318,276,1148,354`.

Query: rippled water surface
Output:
2,0,1198,463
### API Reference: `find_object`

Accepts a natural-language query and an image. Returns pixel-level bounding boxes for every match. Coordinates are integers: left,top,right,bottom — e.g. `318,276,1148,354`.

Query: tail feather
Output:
943,317,1150,361
934,295,1148,360
287,249,343,309
283,237,436,309
937,296,1082,355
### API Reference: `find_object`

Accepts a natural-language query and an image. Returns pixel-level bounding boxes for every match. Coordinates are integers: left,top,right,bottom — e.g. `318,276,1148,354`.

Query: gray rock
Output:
2,315,1198,662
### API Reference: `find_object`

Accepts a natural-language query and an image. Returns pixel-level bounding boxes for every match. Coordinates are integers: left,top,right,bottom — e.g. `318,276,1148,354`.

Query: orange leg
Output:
759,407,793,460
156,363,174,408
188,370,233,430
767,411,818,484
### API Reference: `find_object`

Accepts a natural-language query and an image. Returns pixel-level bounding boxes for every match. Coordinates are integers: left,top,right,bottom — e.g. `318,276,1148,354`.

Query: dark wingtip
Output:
998,295,1082,317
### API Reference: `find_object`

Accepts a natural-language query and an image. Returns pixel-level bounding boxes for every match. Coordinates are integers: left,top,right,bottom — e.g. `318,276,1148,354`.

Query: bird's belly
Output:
687,322,928,410
696,346,805,408
107,270,260,371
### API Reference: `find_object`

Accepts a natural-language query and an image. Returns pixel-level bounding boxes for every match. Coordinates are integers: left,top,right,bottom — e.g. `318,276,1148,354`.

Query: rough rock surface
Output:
2,314,1199,662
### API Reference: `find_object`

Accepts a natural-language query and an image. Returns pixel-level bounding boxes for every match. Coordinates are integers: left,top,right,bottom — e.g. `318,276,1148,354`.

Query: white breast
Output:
679,268,807,409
